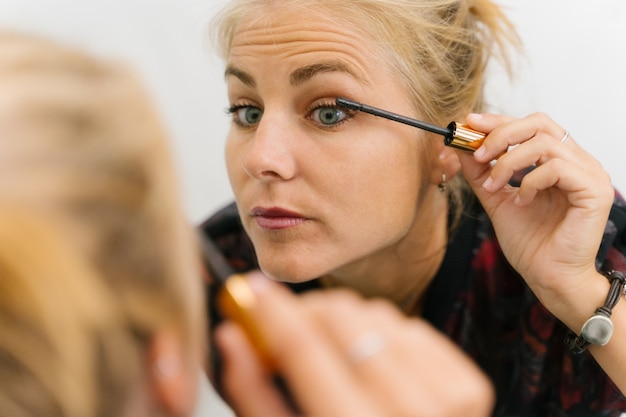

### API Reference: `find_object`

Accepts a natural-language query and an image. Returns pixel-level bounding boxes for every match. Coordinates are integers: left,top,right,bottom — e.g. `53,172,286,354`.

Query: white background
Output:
1,1,624,416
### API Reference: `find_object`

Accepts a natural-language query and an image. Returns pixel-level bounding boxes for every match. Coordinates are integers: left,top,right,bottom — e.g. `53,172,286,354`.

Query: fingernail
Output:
474,146,486,159
482,176,493,191
468,113,483,121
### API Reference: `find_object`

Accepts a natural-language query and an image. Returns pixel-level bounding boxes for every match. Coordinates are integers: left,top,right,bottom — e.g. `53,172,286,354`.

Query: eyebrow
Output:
289,61,363,86
224,60,365,88
224,66,256,87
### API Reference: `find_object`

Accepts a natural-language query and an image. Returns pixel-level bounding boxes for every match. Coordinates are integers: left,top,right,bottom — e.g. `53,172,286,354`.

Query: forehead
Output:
227,4,392,82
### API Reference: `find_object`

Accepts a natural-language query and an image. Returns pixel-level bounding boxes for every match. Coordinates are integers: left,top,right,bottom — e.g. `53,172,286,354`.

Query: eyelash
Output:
226,103,258,129
307,101,355,129
226,104,250,114
225,101,356,130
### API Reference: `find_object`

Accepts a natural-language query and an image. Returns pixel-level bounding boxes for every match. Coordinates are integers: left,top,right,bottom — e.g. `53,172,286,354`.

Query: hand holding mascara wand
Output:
336,97,486,152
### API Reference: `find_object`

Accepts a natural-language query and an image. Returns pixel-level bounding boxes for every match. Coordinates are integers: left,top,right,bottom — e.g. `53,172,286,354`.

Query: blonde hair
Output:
0,206,132,417
0,32,203,417
211,0,520,223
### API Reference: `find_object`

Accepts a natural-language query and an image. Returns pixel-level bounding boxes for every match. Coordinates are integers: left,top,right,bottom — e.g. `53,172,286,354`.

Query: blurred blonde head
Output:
0,31,204,417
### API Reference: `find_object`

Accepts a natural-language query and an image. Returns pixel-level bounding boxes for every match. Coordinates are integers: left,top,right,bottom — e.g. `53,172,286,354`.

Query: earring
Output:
438,173,447,193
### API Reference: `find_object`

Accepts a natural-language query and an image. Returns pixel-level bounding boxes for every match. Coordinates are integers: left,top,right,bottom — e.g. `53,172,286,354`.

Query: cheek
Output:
348,164,420,234
337,141,422,207
324,142,423,238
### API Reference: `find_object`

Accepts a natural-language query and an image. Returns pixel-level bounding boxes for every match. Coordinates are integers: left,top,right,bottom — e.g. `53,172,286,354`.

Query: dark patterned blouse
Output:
200,190,626,417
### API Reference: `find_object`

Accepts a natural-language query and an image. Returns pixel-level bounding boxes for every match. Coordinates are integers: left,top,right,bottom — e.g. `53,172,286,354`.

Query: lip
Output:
251,206,309,230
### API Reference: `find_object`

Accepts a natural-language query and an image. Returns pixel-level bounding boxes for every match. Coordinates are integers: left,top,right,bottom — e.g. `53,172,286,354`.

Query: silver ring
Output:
560,130,571,144
348,331,387,364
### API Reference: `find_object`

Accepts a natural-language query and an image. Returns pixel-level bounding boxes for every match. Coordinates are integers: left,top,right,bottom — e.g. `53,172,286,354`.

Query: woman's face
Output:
224,5,438,282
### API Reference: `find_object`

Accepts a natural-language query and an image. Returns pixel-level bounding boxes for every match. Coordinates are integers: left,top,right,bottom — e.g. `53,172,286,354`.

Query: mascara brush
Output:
336,97,486,152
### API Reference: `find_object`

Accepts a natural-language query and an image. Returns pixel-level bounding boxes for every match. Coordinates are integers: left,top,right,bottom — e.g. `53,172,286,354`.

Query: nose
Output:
242,114,298,182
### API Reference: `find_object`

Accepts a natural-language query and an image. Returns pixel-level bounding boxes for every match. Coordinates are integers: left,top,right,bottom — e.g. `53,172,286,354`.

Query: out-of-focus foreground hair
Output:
0,31,204,417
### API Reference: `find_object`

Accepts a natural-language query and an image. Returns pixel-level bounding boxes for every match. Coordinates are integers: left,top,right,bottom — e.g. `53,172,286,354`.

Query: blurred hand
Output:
215,271,494,417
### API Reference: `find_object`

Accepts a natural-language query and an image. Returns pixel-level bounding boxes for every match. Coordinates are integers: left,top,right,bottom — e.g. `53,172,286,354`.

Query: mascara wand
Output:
336,97,486,152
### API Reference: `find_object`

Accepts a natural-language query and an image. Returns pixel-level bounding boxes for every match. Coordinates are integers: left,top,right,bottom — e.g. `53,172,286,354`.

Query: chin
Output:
252,239,350,283
257,257,326,284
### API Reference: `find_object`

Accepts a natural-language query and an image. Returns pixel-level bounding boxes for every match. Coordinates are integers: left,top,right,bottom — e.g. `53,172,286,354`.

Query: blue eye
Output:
311,105,348,126
228,105,263,127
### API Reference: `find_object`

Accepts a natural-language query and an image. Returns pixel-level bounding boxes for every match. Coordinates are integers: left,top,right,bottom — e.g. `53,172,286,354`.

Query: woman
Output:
205,0,626,415
0,31,493,417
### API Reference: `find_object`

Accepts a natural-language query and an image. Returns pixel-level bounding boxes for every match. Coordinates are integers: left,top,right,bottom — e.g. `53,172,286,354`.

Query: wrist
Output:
538,269,609,329
564,270,625,354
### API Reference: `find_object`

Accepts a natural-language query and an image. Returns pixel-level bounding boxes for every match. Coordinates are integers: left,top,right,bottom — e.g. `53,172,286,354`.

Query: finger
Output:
465,112,516,134
302,291,423,414
302,291,404,374
480,126,610,198
244,273,380,417
302,291,495,417
482,132,579,191
466,113,567,163
515,157,614,209
464,122,604,197
464,112,516,162
214,322,293,417
392,320,496,417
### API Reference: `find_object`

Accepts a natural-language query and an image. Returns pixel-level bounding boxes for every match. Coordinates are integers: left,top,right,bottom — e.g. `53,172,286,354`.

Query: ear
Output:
149,329,199,417
429,146,462,186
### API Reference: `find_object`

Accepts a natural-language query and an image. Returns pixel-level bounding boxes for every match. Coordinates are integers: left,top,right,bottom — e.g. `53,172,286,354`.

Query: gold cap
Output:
444,122,486,152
